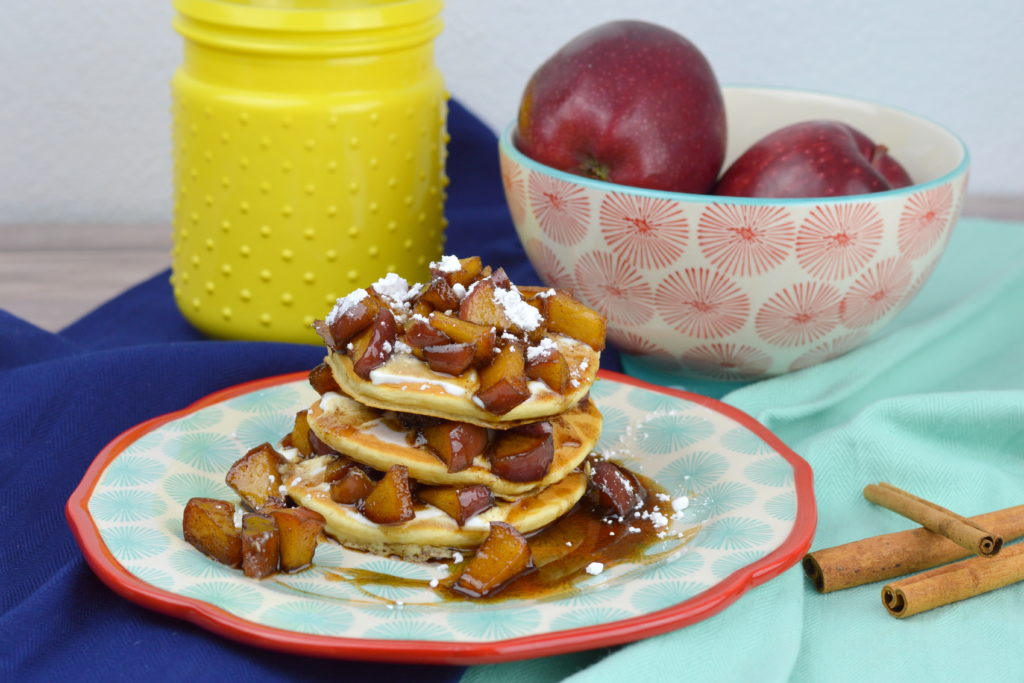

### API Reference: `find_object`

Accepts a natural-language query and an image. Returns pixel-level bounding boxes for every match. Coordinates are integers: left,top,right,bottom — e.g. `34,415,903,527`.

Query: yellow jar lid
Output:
173,0,442,33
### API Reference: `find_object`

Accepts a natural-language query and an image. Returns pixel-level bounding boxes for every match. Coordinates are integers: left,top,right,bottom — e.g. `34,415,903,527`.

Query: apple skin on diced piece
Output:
453,521,533,598
488,427,555,482
490,267,512,290
308,362,341,395
351,308,397,379
359,464,415,524
405,317,452,348
421,421,489,472
419,276,461,311
417,484,495,526
241,513,280,578
330,466,376,504
271,507,325,573
182,497,243,568
509,420,553,439
589,459,646,517
525,346,570,393
540,290,607,351
321,290,380,349
225,443,286,510
428,312,497,366
431,256,482,287
308,428,340,456
289,410,313,457
424,342,476,375
476,341,531,415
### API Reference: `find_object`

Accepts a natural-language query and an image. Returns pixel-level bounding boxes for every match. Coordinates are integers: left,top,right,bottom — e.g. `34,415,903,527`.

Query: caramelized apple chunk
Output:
488,423,554,482
431,255,482,287
351,308,397,379
589,459,646,517
421,421,489,473
417,484,494,526
405,317,451,348
307,428,340,456
475,341,531,415
428,312,496,365
182,497,242,568
308,362,341,395
225,443,285,510
525,344,570,393
329,466,376,504
241,513,280,578
289,410,313,457
418,276,461,311
424,342,476,375
459,277,522,332
453,522,533,598
359,464,415,524
314,289,380,349
271,507,325,573
540,290,607,351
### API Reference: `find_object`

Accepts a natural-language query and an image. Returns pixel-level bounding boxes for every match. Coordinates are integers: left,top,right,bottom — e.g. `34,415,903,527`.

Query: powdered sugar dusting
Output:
326,288,369,325
431,254,462,273
526,337,558,362
493,286,542,331
373,273,411,302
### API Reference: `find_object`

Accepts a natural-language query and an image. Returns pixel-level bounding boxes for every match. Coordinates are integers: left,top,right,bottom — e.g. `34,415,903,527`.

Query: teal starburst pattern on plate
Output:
164,408,224,433
271,576,362,601
358,559,432,601
764,491,796,521
631,581,706,613
447,607,541,639
697,517,773,550
90,490,166,523
168,549,238,579
588,378,621,400
312,542,346,568
364,619,453,640
711,550,767,579
227,386,302,415
745,457,794,487
235,413,293,450
182,581,263,615
641,549,704,579
635,412,715,455
102,455,165,487
165,432,238,473
551,607,633,631
701,482,756,516
261,599,353,635
102,526,169,560
656,451,728,494
122,430,162,456
555,582,625,607
125,564,176,591
165,517,185,541
721,427,773,455
596,406,629,450
162,473,234,506
628,387,684,413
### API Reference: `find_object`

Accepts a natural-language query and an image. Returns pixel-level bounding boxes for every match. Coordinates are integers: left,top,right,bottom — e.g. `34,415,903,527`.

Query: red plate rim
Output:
66,368,816,666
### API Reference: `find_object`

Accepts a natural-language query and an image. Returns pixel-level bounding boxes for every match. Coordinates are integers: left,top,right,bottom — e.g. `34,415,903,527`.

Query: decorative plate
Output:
66,369,815,665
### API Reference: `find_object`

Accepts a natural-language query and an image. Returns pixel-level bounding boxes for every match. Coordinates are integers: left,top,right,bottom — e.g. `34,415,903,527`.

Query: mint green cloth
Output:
464,217,1024,683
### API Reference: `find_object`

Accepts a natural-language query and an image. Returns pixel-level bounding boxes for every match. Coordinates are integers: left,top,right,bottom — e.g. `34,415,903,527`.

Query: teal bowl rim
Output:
499,84,971,206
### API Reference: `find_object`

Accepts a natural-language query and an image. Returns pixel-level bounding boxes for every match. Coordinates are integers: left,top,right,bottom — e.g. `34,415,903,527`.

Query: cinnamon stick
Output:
863,482,1002,556
803,505,1024,593
882,542,1024,618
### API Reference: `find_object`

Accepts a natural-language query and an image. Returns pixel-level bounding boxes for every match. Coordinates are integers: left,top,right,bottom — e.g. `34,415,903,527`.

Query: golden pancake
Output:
283,456,588,560
307,392,602,497
325,333,599,428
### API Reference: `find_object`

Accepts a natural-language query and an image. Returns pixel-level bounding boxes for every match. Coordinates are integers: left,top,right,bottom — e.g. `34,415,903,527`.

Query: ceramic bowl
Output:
500,86,969,379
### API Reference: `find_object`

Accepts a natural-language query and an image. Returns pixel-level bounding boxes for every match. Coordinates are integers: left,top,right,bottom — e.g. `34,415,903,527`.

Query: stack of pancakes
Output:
281,256,606,561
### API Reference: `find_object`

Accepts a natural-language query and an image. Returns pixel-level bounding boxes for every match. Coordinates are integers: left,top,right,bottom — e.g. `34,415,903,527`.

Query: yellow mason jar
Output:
171,0,447,344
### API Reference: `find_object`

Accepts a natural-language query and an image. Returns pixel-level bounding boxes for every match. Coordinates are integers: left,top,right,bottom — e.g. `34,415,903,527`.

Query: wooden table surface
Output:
2,195,1021,333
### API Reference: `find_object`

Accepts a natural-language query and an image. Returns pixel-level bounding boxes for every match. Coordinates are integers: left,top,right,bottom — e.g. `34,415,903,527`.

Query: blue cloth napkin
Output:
1,101,608,682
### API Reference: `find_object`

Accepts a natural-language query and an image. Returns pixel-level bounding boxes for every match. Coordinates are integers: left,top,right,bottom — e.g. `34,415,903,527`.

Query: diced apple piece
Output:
421,421,489,473
182,497,242,568
350,308,397,379
289,410,313,457
475,342,530,415
432,256,484,287
509,420,553,439
321,289,380,349
241,513,280,578
359,464,415,524
490,267,511,290
308,429,340,456
428,312,496,365
330,466,376,504
541,291,607,350
525,346,570,393
418,276,460,311
424,342,476,375
488,428,554,482
453,522,532,598
412,299,434,317
271,507,325,572
458,278,514,330
308,362,341,395
405,317,451,348
589,459,646,517
225,443,285,510
417,485,494,526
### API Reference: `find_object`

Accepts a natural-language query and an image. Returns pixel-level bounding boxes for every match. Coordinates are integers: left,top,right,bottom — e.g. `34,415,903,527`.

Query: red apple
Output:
714,120,912,198
515,20,726,193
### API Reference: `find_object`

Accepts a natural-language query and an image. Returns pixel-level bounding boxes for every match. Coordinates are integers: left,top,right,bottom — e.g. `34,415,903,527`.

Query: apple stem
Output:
870,144,890,169
579,157,610,181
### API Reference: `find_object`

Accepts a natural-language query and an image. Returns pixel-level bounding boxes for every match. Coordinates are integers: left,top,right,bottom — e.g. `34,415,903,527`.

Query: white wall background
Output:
1,0,1022,224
